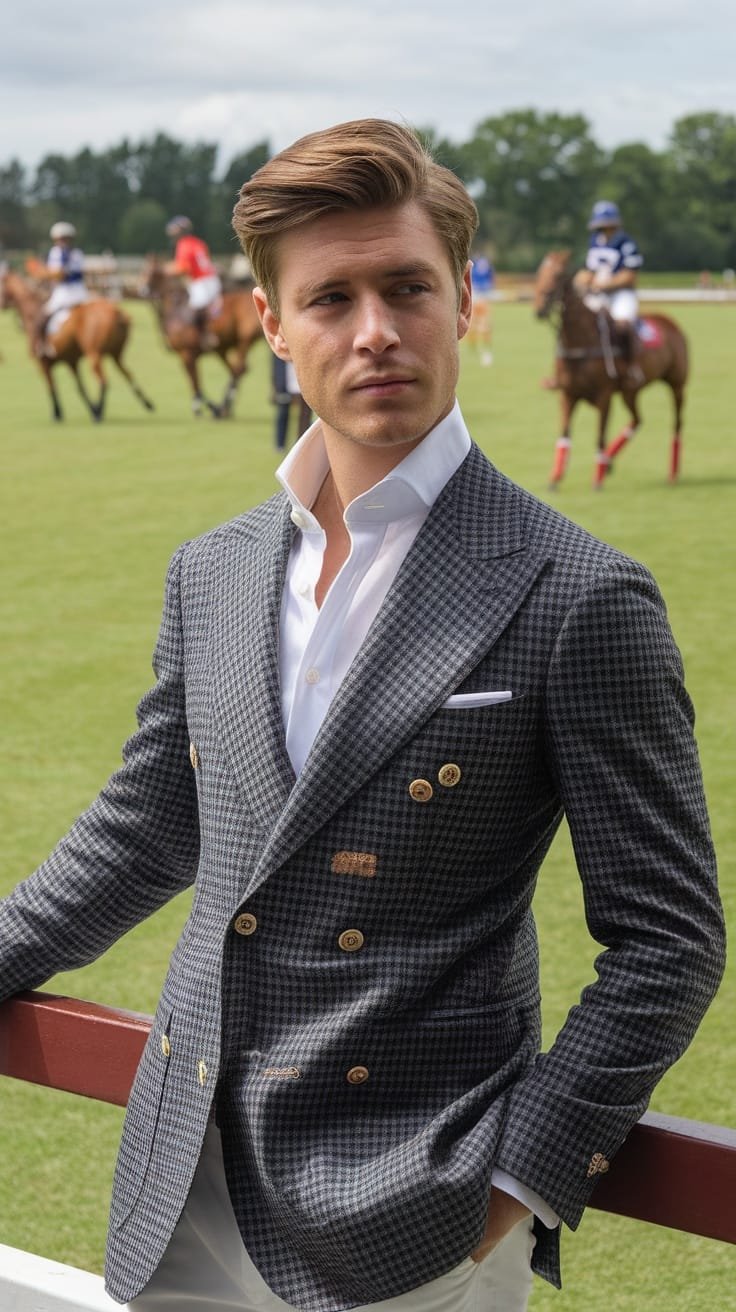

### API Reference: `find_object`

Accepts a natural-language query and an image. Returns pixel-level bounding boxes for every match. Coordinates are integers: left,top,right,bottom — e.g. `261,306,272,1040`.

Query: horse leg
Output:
669,382,685,482
182,352,219,417
84,353,108,421
548,393,577,489
604,388,641,470
39,359,63,421
593,393,615,488
217,349,245,418
62,359,100,420
112,355,155,412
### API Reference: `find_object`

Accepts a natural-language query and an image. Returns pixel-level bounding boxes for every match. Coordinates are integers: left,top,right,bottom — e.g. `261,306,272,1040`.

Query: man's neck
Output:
319,428,427,510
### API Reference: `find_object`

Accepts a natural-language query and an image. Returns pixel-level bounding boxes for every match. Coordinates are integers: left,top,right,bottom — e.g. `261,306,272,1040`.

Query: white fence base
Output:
0,1243,119,1310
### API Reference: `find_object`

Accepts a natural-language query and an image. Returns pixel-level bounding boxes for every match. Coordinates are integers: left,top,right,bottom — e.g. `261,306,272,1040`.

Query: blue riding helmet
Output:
588,200,622,230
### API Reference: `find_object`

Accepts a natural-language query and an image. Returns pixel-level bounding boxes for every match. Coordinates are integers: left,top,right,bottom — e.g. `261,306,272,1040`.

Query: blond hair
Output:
232,118,478,310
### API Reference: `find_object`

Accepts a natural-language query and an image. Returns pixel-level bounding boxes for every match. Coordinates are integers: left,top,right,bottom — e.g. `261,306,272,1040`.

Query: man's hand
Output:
470,1187,532,1264
572,268,593,293
591,271,612,292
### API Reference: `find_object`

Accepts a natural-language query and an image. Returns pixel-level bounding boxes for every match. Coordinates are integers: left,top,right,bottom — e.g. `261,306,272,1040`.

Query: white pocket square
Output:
442,691,513,709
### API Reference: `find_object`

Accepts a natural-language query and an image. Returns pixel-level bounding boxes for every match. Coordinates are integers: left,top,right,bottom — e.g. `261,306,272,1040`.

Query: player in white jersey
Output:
34,221,89,357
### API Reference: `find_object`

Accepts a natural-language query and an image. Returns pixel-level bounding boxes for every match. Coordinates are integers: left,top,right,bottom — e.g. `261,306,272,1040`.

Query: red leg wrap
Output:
605,428,633,461
550,438,571,484
593,452,611,488
670,433,682,481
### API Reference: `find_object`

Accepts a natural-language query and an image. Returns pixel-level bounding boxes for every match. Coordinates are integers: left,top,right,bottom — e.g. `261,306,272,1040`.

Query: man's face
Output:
254,201,471,454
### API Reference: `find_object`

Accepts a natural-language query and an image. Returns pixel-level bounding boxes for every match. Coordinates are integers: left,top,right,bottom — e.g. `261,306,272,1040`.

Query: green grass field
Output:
1,299,734,1309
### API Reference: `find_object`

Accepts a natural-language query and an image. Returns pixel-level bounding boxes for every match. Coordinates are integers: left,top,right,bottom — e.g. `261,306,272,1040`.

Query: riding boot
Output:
617,322,644,388
193,308,219,352
33,312,55,359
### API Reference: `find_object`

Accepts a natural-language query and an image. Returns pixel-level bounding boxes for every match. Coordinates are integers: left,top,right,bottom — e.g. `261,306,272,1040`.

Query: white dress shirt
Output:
275,401,558,1231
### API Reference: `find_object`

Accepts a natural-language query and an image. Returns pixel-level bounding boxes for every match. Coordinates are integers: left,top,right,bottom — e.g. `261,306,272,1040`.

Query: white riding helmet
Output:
50,221,77,240
165,215,193,238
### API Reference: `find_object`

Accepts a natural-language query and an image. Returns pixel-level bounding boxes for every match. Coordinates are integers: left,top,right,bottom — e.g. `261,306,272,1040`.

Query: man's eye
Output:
313,292,347,306
395,283,429,296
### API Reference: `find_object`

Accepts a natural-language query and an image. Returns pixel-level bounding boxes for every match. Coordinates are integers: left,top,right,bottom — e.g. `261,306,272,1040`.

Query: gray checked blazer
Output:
0,442,725,1310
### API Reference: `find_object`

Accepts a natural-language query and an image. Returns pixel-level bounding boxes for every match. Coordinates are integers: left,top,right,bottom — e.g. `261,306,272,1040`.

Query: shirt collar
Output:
275,401,471,532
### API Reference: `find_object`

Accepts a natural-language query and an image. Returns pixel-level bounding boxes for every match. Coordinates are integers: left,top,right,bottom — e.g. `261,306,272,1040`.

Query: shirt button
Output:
338,929,364,952
346,1065,369,1085
409,778,433,803
290,509,310,529
234,913,258,936
297,581,312,598
305,667,320,685
438,763,462,788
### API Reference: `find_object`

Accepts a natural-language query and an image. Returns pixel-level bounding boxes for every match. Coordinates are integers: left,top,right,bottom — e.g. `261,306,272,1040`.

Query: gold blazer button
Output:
197,1060,208,1086
234,913,258,936
346,1065,369,1085
338,929,364,952
409,778,433,803
161,1034,171,1058
189,742,200,769
438,763,462,788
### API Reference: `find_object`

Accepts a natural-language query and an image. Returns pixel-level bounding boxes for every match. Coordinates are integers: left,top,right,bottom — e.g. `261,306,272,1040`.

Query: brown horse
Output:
141,257,263,418
534,250,689,489
0,270,154,422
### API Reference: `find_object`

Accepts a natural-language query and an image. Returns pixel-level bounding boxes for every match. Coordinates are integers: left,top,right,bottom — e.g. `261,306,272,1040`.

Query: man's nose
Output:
352,297,400,352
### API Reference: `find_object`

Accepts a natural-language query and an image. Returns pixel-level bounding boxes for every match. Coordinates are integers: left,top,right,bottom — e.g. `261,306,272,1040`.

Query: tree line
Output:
1,110,734,272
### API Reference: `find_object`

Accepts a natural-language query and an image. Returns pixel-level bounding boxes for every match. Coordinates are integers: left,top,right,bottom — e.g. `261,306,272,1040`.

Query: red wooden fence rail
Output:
1,990,735,1244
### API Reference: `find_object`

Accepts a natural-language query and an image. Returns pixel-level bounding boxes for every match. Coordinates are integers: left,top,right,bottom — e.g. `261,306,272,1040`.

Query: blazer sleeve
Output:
494,562,725,1228
0,544,199,1001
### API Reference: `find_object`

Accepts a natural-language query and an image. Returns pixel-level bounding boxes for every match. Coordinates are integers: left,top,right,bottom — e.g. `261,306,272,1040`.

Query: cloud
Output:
1,0,735,169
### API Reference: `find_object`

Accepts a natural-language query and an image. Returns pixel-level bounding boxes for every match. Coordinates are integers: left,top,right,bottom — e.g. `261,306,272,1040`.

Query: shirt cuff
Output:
490,1168,560,1229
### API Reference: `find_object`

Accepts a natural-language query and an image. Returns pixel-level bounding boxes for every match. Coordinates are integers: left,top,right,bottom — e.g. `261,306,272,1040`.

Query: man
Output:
575,199,644,384
270,350,312,450
33,220,88,357
164,214,222,348
0,121,724,1311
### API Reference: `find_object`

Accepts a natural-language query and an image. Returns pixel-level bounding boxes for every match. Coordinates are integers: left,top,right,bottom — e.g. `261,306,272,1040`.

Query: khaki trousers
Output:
129,1124,535,1312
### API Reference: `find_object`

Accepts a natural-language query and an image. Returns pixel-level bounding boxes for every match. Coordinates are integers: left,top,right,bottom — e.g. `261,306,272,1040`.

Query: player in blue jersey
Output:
33,221,89,357
575,200,644,383
469,251,495,365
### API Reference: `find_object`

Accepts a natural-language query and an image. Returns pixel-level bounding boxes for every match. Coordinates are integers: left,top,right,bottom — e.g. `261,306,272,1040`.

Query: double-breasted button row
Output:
409,764,462,803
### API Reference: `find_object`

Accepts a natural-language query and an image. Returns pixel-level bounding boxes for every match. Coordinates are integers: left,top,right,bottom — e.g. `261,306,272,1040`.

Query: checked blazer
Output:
0,441,725,1310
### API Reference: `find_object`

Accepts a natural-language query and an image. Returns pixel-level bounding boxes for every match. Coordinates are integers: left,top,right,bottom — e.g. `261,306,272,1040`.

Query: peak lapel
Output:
249,447,550,886
210,500,296,831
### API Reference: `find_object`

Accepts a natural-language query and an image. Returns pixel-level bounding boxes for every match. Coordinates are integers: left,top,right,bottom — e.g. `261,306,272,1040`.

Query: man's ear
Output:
456,262,473,342
252,286,291,361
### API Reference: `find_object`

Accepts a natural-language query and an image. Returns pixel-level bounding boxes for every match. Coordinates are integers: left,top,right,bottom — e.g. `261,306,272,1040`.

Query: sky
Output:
3,0,735,173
